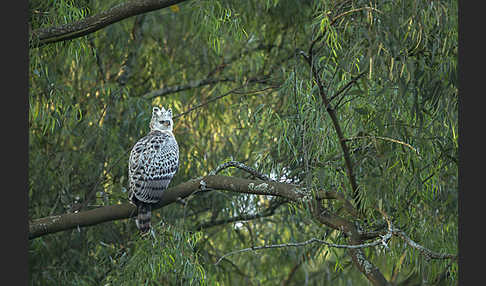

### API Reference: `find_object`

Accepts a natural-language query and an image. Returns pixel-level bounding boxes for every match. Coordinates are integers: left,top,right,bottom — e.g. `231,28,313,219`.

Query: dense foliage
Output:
29,0,458,285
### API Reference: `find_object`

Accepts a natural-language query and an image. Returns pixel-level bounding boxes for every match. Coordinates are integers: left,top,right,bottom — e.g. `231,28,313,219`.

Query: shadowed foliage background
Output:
29,0,457,285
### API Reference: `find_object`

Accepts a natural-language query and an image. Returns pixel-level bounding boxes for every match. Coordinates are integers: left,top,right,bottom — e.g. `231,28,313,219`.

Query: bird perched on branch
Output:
128,106,179,234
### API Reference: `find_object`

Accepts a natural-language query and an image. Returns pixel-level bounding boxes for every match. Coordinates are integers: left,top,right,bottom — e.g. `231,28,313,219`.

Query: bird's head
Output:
150,106,173,132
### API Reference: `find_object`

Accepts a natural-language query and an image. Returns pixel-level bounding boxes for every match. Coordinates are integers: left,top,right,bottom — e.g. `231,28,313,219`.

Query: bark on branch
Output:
304,55,361,210
29,173,456,277
29,175,305,239
30,0,190,48
310,200,390,286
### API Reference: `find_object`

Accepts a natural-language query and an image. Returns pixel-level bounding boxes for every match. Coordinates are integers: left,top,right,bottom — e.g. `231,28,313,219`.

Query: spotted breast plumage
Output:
129,106,179,233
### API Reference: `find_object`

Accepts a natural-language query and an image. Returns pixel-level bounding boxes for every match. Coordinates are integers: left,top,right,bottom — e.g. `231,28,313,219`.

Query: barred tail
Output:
135,203,152,233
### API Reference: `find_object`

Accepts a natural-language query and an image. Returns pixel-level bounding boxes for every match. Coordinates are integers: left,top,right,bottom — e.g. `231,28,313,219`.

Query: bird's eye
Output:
159,120,170,126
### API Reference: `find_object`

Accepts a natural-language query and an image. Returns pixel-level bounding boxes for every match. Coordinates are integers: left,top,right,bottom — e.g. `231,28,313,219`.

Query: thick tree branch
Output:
29,175,456,277
303,6,383,211
30,0,190,48
302,52,361,210
29,175,305,239
315,190,358,217
310,201,390,286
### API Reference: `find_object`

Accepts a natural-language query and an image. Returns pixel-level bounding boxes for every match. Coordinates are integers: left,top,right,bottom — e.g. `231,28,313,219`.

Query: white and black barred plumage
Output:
129,106,179,233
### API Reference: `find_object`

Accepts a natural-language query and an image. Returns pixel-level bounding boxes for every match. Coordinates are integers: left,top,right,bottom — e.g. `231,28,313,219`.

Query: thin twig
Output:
392,228,457,260
215,206,456,266
209,160,273,182
216,208,394,265
173,86,243,119
172,79,278,120
344,135,420,156
232,85,278,96
88,38,106,84
329,71,367,104
215,234,391,265
206,43,274,78
331,7,383,26
308,6,382,56
78,145,131,211
141,77,235,99
116,14,146,86
194,199,285,231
